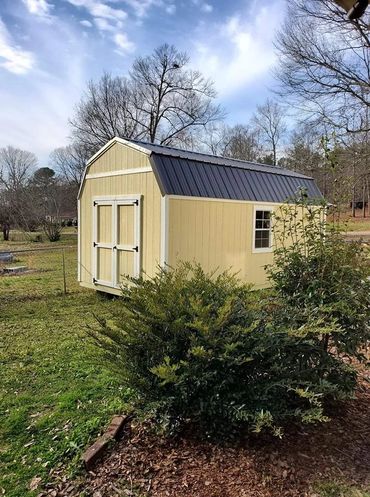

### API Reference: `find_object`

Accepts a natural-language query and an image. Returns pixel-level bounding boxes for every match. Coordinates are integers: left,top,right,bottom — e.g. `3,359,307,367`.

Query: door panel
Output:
117,250,135,283
97,205,113,244
117,204,135,247
97,247,112,283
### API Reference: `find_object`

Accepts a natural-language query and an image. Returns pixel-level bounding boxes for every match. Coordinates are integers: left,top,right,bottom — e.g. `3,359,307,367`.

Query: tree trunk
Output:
363,184,366,218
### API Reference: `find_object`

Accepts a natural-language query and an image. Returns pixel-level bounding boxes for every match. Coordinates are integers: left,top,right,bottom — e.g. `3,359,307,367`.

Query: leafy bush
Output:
89,262,359,436
43,220,62,242
269,195,370,358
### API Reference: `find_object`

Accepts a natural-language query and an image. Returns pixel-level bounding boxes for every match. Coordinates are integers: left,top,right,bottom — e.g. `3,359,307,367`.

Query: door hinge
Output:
93,242,97,247
133,245,139,252
93,277,97,284
133,199,139,206
93,201,97,206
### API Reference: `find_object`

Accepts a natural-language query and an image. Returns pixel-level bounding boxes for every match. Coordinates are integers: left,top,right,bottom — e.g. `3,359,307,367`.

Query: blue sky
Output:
0,0,286,165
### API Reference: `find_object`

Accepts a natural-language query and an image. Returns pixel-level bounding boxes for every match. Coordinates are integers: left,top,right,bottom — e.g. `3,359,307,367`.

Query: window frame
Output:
252,205,274,253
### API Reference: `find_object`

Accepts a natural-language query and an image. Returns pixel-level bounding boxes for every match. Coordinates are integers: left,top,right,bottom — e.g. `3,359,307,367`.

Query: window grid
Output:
254,210,271,249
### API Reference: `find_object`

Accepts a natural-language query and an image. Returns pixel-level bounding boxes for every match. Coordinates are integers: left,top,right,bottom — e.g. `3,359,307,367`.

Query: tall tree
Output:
199,123,262,161
50,143,90,186
223,124,262,161
252,99,287,165
70,44,223,154
275,0,370,135
0,146,37,230
0,146,36,192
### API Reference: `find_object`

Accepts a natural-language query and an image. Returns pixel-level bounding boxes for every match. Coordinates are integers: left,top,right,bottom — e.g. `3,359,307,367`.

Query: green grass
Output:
327,215,370,233
314,481,370,497
0,227,77,247
0,234,132,497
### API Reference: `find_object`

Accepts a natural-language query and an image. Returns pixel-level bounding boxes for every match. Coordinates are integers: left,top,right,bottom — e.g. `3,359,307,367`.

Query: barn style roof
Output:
128,139,323,204
81,137,323,203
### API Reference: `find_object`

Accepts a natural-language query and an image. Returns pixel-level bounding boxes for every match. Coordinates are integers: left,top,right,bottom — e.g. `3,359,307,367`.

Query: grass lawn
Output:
0,232,132,497
327,211,370,232
0,228,369,497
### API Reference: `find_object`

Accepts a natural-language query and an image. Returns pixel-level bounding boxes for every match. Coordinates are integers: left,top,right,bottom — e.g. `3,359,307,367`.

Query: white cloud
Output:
80,19,93,27
93,17,117,31
192,2,285,97
66,0,127,20
122,0,161,18
23,0,53,18
165,4,176,15
0,19,35,74
192,0,213,14
0,19,87,162
201,3,212,13
114,32,135,54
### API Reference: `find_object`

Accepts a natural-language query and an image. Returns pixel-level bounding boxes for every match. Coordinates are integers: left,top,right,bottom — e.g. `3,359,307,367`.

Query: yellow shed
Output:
78,137,322,295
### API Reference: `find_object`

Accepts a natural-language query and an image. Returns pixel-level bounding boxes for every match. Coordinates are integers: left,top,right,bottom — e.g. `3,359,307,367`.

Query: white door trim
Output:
92,195,142,288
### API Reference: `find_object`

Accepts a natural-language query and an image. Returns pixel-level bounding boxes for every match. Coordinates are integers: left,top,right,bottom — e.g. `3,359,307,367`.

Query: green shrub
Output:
89,263,358,436
268,195,370,358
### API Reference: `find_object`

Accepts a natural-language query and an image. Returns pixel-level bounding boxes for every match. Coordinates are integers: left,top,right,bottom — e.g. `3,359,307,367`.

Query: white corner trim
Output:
85,166,152,180
77,199,81,282
252,205,274,254
160,195,169,267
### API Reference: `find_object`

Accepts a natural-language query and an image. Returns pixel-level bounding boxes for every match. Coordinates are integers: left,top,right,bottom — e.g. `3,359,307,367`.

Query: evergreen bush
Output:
89,257,364,436
268,194,370,358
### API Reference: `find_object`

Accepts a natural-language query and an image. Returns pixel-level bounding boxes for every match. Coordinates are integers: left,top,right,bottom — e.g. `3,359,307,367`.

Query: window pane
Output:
261,234,270,247
255,229,270,248
254,210,272,250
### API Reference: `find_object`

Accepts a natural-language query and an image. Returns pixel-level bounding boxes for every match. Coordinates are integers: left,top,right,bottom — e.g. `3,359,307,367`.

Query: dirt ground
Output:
47,367,370,497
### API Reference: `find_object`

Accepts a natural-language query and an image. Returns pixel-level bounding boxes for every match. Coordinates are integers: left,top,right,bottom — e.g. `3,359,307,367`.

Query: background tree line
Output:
1,0,369,239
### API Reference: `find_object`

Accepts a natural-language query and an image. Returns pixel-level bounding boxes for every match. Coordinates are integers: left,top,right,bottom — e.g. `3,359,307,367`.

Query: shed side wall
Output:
79,144,161,290
167,197,277,289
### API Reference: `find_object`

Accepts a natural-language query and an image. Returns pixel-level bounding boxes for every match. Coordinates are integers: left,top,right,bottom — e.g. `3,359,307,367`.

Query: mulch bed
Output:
49,371,370,497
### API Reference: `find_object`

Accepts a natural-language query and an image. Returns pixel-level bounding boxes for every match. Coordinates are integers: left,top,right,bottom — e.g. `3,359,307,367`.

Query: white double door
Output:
93,196,141,288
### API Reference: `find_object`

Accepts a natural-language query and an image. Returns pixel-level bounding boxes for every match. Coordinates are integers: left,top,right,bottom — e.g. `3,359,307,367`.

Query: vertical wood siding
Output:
167,198,276,289
79,143,161,291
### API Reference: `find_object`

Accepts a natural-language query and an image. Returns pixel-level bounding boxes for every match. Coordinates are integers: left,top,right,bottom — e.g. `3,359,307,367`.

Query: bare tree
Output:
274,0,370,135
0,146,37,233
0,146,37,192
50,143,90,186
252,99,287,165
129,44,223,145
198,123,262,160
223,124,262,162
28,167,65,241
70,44,224,153
70,74,137,155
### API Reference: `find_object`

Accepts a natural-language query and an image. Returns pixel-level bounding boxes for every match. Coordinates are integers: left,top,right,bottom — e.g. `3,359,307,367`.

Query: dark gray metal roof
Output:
128,139,323,203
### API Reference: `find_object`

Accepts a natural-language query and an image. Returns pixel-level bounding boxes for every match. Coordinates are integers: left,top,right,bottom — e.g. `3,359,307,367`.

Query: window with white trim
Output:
254,209,272,250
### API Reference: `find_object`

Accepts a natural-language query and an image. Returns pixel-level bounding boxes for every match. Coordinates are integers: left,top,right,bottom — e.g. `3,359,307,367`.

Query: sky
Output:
0,0,286,165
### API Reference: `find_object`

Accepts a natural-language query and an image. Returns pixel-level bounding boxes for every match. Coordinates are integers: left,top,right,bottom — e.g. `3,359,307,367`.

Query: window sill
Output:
252,247,273,254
